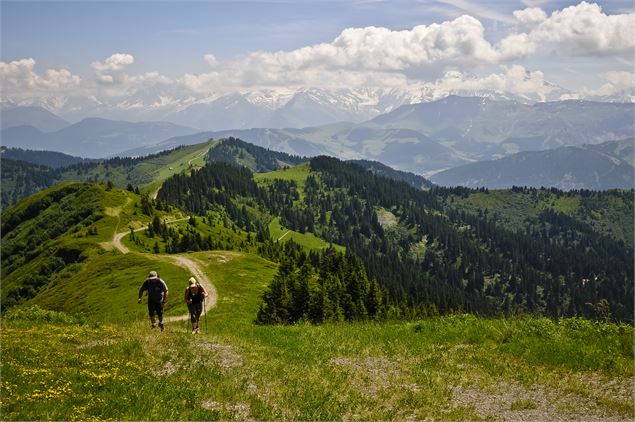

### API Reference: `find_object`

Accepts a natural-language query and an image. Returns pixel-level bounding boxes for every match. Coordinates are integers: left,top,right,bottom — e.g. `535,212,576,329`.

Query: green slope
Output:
1,140,217,206
446,188,634,245
1,175,633,420
2,249,632,420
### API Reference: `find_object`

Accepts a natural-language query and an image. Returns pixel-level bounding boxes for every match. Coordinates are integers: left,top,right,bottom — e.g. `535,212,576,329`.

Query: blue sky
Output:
1,0,633,117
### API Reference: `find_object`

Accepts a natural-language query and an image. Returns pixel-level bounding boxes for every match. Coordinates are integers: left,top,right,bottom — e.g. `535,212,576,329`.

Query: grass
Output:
2,249,633,421
449,189,634,244
2,181,633,421
138,141,215,195
54,141,215,196
254,162,311,198
268,217,345,252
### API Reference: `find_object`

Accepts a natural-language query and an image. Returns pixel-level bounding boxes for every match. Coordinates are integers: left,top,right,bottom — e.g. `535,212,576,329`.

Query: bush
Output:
3,305,85,325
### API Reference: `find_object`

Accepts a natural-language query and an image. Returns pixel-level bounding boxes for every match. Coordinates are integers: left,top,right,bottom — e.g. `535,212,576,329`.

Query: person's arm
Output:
200,285,209,297
160,279,169,304
138,280,147,303
184,288,191,304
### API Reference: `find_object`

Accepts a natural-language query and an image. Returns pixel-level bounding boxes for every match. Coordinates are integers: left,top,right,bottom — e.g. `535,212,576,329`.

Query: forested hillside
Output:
0,141,214,206
207,137,306,171
157,152,634,323
0,158,58,206
347,159,433,190
1,147,88,168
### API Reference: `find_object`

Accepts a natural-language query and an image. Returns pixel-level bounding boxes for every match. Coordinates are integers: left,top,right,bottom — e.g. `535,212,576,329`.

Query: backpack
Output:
146,278,166,302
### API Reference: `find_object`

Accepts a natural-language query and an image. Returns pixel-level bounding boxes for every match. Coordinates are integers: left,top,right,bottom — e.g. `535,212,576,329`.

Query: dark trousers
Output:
148,301,164,323
188,302,203,326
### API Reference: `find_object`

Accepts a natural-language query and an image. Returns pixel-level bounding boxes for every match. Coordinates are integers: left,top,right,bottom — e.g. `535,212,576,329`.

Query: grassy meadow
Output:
2,249,633,421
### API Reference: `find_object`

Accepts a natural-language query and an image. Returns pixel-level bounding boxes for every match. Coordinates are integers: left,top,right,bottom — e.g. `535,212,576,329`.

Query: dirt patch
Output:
75,339,117,349
104,207,121,217
207,252,240,264
376,208,398,229
451,379,633,422
201,400,254,421
152,360,178,377
330,356,403,398
197,342,243,373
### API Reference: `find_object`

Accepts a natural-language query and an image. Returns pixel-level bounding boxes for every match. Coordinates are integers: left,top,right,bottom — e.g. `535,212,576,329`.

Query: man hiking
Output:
184,277,208,334
138,270,169,331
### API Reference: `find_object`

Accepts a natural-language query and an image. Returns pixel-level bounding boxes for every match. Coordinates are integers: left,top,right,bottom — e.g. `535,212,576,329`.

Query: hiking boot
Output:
191,329,196,334
159,323,164,332
151,323,157,329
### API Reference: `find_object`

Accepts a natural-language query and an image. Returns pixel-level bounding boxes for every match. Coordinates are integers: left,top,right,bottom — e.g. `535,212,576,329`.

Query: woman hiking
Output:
184,277,208,334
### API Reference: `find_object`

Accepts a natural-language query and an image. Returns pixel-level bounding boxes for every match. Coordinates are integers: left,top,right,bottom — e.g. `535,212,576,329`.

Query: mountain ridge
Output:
431,139,635,190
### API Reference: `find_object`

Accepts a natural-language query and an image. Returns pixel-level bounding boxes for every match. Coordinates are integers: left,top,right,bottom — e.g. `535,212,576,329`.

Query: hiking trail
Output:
277,230,291,241
108,217,217,323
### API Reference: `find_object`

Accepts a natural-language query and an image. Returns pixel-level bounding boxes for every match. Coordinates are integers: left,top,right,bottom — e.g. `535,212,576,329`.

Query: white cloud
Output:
3,2,634,117
429,65,561,101
204,54,218,67
513,7,548,28
574,71,635,99
183,15,520,93
91,53,135,85
507,2,635,57
91,53,134,72
0,58,81,101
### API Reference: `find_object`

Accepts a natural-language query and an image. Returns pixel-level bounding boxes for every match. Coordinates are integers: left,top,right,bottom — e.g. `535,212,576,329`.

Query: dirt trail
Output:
111,217,189,254
277,230,291,241
107,217,216,323
163,256,217,322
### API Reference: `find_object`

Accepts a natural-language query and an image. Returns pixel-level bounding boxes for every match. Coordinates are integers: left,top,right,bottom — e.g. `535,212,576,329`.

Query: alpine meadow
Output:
1,1,634,421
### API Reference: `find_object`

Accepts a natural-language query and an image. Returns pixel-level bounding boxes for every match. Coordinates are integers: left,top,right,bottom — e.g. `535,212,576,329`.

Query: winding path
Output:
108,217,217,323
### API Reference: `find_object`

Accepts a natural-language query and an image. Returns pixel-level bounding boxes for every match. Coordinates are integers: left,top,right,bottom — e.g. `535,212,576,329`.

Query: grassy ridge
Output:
2,250,633,421
267,217,345,252
449,189,634,244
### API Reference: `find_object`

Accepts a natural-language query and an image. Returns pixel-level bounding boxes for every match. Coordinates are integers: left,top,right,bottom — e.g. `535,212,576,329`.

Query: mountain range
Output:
431,139,634,190
2,96,633,188
122,97,634,178
1,105,70,132
0,117,197,158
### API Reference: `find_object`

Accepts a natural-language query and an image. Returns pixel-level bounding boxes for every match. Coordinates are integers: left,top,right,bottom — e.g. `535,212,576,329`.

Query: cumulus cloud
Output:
507,2,635,57
204,54,218,67
428,65,561,101
184,15,521,93
513,7,548,28
91,53,135,85
573,71,635,99
0,58,81,101
184,2,634,94
3,2,634,116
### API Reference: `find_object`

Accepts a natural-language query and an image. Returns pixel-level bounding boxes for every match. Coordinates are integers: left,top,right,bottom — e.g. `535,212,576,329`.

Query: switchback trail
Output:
108,218,217,323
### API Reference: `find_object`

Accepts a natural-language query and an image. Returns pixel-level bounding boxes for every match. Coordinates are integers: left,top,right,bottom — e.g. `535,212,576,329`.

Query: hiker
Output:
138,270,169,331
184,277,208,334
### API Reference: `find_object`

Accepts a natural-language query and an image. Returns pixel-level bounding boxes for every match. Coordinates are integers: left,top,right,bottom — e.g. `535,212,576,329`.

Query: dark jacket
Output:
139,277,168,303
184,285,207,305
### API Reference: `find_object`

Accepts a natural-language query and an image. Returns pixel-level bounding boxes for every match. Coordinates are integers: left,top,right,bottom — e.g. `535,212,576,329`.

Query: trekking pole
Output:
204,298,208,334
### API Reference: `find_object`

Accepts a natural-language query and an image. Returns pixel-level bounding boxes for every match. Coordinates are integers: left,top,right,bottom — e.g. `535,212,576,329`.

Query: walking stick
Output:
203,297,208,334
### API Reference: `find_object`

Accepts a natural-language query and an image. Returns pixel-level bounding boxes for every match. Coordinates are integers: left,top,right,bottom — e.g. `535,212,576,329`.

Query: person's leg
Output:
157,302,164,331
147,302,156,328
194,302,203,333
188,304,197,332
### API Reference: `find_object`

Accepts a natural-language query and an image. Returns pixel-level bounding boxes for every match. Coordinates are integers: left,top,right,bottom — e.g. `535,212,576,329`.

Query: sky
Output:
1,0,634,118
